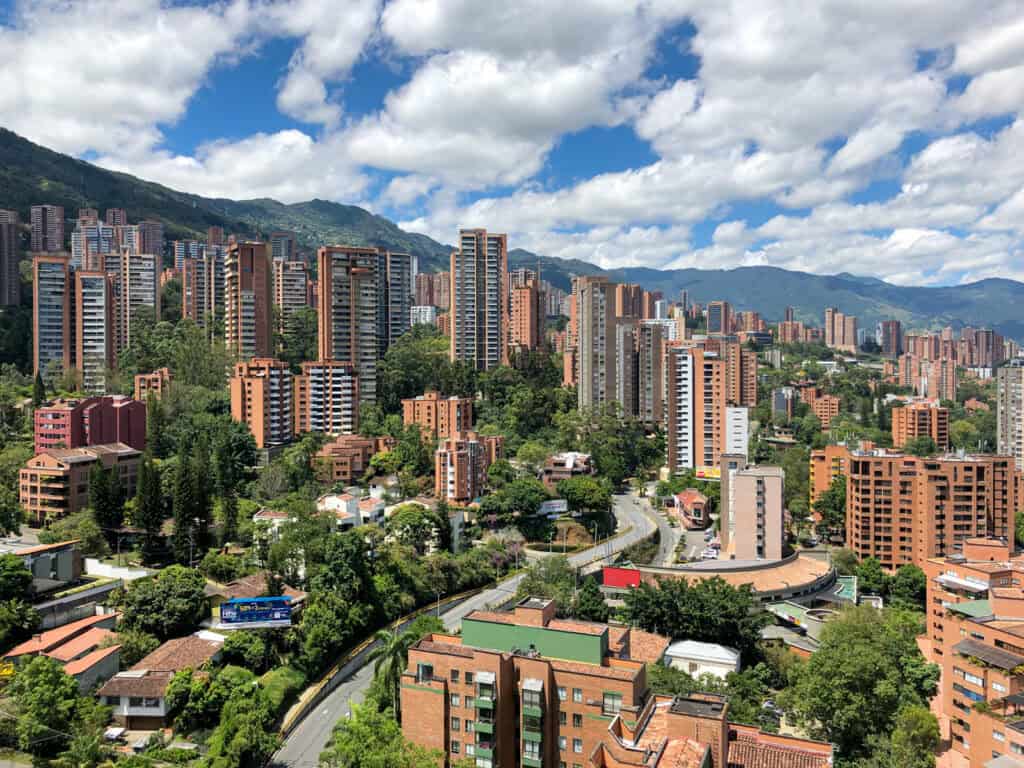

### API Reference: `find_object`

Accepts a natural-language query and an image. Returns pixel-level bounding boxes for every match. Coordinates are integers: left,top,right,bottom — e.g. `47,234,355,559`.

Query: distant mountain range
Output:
3,126,1023,341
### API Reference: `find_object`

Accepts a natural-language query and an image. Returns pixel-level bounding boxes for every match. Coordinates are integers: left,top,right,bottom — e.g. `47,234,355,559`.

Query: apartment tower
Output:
30,205,64,252
225,241,273,359
229,359,293,449
0,209,19,306
449,229,508,371
33,253,73,380
376,250,415,355
576,276,616,410
317,246,379,405
998,359,1024,470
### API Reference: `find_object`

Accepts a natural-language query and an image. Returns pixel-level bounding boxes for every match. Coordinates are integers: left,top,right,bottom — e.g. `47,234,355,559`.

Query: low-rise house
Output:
540,451,594,491
251,508,292,543
4,612,121,691
664,640,741,680
313,435,393,485
670,489,708,529
98,634,224,730
317,493,359,529
0,539,83,594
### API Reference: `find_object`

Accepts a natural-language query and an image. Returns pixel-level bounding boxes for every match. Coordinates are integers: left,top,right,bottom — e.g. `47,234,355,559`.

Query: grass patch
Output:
261,665,307,718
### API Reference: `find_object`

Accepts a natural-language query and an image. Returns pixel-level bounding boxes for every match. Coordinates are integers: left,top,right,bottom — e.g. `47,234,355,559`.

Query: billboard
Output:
694,466,721,481
219,596,292,628
540,499,568,518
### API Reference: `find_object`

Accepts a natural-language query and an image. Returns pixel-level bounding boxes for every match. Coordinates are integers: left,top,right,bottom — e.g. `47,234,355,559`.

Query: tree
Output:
0,554,32,601
949,419,980,451
221,630,276,674
9,656,81,756
32,370,45,407
888,705,939,768
0,598,39,652
320,703,443,768
115,565,207,640
221,492,239,545
191,436,213,553
889,564,927,609
779,607,938,759
171,449,198,564
367,627,423,718
146,391,170,459
108,628,160,667
902,436,937,457
516,556,576,615
623,576,769,662
831,547,859,576
573,576,609,622
0,485,22,536
558,476,612,519
487,459,517,489
89,465,124,535
516,441,550,474
133,453,164,563
855,557,889,596
813,475,846,538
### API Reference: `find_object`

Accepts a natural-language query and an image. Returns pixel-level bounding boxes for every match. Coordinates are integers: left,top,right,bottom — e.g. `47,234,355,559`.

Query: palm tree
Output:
367,627,419,719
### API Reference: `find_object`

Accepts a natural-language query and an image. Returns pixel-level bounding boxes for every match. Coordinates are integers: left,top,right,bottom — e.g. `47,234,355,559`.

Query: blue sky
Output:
0,0,1022,285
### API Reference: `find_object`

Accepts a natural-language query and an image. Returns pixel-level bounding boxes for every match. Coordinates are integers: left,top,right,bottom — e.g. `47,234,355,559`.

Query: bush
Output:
260,665,306,718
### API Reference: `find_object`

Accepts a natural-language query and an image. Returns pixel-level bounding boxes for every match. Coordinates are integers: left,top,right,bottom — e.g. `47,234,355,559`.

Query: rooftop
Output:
5,612,118,659
131,635,223,673
953,638,1024,671
63,644,120,676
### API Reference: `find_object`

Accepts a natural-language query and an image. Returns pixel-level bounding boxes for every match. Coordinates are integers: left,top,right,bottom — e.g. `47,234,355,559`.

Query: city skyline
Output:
0,1,1022,285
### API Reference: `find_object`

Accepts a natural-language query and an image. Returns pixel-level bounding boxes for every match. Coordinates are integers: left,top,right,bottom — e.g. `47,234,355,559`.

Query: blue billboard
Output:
219,596,292,628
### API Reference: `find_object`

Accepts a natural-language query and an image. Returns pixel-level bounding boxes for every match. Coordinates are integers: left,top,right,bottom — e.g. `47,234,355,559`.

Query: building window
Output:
602,693,622,716
450,694,461,707
523,690,542,709
451,670,461,683
557,687,567,701
129,697,143,707
559,711,566,726
451,717,460,731
573,713,582,728
994,731,1005,742
466,744,474,756
416,663,434,683
465,720,474,733
573,738,583,753
466,695,475,708
106,696,120,705
465,672,474,685
524,741,541,761
994,682,1008,693
452,741,460,754
559,736,567,751
572,688,582,703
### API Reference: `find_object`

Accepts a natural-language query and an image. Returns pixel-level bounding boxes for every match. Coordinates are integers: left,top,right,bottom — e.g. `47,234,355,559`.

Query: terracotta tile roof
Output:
415,639,475,659
44,627,116,662
626,629,670,664
660,737,709,767
5,613,119,658
546,618,607,636
3,540,80,556
727,726,833,768
131,636,222,672
63,644,120,676
548,657,638,681
208,572,306,602
98,669,174,699
253,509,290,520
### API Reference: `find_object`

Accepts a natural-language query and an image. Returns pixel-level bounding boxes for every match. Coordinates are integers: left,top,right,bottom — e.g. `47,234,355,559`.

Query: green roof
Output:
948,599,992,618
461,617,608,665
834,575,857,602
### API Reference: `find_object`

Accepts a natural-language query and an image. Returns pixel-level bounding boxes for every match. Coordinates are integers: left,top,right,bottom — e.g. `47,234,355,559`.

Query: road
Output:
271,489,657,768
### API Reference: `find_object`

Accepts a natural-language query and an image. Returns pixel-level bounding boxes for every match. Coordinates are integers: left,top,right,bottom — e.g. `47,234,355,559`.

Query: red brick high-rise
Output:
31,205,64,252
225,241,273,359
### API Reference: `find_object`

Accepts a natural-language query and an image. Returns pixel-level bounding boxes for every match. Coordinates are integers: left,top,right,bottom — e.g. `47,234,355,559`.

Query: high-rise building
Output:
876,319,902,357
70,221,115,271
576,277,616,410
667,345,746,471
415,270,451,309
846,449,1018,569
229,359,293,449
720,464,785,561
892,400,950,450
376,250,414,355
33,253,73,380
614,320,638,418
225,241,273,359
0,209,20,306
293,360,359,436
137,221,164,263
450,229,508,371
112,251,159,354
274,260,308,334
998,359,1024,470
614,283,643,318
207,226,224,248
74,271,115,393
113,224,140,255
434,431,503,503
706,300,733,335
317,246,379,405
269,231,297,263
204,244,226,328
636,323,665,426
104,209,128,227
824,307,858,353
134,368,172,402
401,391,473,439
30,205,64,252
181,256,208,326
410,305,438,326
172,240,202,271
509,269,543,352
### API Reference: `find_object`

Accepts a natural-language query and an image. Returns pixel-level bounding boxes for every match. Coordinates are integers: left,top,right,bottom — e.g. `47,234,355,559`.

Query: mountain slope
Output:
3,126,1024,340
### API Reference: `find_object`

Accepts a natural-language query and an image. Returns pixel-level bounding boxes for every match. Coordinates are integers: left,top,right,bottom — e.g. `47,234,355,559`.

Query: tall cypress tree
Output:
171,453,197,565
134,454,164,564
32,371,46,407
220,492,238,545
191,436,212,554
146,391,168,459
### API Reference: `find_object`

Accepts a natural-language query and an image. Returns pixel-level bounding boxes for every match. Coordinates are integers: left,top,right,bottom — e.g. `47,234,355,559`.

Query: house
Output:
317,493,358,529
98,634,224,730
664,640,741,680
4,612,121,692
540,451,594,491
205,571,306,626
251,508,292,542
0,539,83,594
670,489,708,529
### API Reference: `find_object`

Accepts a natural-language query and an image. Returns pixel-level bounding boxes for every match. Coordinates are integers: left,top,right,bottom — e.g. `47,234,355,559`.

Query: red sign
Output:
602,566,641,589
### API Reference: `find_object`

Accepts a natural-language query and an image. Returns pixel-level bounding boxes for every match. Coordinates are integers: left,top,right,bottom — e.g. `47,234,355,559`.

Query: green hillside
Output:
3,125,1024,340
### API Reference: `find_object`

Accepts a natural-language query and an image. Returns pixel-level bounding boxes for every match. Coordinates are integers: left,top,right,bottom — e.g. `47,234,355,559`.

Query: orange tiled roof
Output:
5,613,118,658
44,627,116,662
63,644,120,676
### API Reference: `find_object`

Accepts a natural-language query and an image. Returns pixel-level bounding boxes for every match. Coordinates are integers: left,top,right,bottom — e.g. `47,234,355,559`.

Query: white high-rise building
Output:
998,359,1024,470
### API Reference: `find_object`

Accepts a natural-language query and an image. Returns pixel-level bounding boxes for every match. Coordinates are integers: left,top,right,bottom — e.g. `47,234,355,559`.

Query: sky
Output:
1,0,1023,286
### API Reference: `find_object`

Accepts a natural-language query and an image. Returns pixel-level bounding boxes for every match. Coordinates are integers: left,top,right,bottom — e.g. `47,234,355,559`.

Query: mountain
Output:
3,126,1024,340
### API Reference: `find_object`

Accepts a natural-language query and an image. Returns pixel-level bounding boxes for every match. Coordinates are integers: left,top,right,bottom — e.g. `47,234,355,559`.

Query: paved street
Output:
271,488,657,767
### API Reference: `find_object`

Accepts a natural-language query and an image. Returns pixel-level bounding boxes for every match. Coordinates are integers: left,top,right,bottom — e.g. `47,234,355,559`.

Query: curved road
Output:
271,490,657,767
